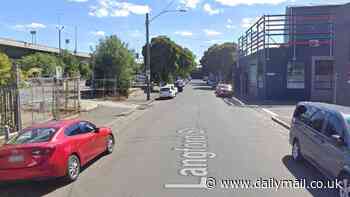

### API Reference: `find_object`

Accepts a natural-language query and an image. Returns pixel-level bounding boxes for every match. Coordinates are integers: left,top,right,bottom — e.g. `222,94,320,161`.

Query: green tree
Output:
79,62,92,79
60,50,80,77
142,36,196,83
0,52,12,85
200,42,238,82
93,35,135,96
19,52,61,77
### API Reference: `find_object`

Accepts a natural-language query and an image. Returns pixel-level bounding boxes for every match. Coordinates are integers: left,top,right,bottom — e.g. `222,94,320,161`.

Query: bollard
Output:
4,125,10,142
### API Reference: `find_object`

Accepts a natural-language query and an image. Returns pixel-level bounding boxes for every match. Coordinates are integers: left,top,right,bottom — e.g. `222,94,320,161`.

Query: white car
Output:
168,84,178,94
159,85,176,98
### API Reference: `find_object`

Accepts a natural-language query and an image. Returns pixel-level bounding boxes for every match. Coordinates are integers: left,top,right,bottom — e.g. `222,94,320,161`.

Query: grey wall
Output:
334,3,350,106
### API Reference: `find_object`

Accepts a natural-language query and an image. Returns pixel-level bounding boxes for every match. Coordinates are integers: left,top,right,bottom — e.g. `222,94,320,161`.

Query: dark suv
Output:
289,102,350,195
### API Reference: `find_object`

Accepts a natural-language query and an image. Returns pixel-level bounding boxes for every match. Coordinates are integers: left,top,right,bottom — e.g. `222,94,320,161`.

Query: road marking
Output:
165,128,216,189
262,108,279,117
164,177,207,189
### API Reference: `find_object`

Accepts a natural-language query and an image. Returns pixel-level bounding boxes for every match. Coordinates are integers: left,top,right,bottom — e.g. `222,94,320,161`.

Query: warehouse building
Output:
234,3,350,106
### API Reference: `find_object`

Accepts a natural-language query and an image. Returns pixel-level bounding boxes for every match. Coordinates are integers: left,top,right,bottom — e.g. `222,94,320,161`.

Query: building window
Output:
314,60,334,90
287,61,305,89
248,63,257,88
257,63,264,88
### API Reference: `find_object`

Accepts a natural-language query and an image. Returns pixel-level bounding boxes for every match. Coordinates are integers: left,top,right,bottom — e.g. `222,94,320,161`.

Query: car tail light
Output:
31,147,55,157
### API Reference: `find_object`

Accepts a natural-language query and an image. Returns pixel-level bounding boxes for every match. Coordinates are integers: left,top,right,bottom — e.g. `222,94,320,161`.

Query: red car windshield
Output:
7,127,58,145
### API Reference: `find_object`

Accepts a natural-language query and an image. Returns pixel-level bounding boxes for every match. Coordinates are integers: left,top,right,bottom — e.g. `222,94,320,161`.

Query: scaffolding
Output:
238,13,336,59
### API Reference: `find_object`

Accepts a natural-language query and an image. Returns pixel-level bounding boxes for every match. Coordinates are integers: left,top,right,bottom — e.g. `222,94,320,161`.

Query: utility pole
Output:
30,30,36,45
57,25,64,54
144,9,186,101
145,13,151,101
14,64,22,132
74,26,78,54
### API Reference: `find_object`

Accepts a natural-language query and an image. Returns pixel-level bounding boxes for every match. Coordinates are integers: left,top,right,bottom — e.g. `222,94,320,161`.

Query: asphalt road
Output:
0,80,338,197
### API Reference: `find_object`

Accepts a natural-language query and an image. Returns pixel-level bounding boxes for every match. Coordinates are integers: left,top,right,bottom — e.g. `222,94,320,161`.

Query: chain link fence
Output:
0,69,80,138
21,77,80,128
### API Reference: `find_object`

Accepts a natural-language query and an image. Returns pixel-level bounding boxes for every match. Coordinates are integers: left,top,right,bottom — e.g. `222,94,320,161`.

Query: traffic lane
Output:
191,83,337,197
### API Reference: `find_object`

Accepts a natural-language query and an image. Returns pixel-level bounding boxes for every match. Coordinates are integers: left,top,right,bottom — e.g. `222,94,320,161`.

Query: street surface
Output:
0,80,337,197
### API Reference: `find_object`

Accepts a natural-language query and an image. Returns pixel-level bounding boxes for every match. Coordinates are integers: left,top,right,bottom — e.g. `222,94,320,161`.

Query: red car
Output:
215,84,233,97
0,119,115,182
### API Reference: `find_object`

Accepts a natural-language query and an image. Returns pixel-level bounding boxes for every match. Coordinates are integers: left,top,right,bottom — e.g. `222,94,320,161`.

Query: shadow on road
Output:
190,81,209,87
282,155,338,197
155,97,174,101
0,153,107,197
192,86,213,91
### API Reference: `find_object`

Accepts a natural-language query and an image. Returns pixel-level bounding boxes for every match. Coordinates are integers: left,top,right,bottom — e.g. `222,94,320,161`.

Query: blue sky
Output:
0,0,348,61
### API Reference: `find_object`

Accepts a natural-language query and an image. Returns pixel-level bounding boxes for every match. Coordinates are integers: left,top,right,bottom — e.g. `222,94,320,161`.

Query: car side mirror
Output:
94,128,100,133
332,134,345,146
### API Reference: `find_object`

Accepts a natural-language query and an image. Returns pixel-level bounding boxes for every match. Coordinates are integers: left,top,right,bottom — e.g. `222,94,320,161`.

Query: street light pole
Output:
57,25,64,54
144,9,186,101
30,30,36,45
145,13,151,101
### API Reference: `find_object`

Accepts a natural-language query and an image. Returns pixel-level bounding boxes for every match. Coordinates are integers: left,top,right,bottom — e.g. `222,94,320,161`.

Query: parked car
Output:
207,80,214,86
175,80,185,92
159,85,176,99
0,119,115,182
169,84,178,94
215,84,233,97
289,102,350,194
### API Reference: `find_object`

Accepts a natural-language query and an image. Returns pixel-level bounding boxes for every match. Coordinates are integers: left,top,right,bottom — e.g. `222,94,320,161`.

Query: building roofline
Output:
286,3,344,9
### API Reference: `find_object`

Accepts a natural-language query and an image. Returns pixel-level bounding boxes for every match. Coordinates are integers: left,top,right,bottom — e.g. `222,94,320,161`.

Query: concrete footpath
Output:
228,96,296,130
0,90,157,146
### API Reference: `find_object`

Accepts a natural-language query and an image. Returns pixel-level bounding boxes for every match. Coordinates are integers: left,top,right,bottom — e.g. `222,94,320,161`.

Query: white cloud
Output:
130,30,142,37
205,39,225,44
204,29,222,36
181,0,200,9
214,0,287,6
91,30,105,36
203,3,222,15
240,17,259,28
67,0,88,2
13,22,46,31
226,24,237,29
89,0,151,18
175,31,194,37
226,18,236,29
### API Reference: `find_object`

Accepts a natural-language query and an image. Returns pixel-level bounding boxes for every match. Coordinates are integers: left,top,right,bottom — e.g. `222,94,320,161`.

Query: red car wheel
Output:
106,135,115,154
65,154,80,182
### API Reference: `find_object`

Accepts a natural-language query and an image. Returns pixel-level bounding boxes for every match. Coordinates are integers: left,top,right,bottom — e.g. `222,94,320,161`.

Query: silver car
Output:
289,102,350,197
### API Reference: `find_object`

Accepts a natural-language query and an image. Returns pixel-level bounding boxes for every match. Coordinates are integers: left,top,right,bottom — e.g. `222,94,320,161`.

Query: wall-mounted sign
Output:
309,40,320,47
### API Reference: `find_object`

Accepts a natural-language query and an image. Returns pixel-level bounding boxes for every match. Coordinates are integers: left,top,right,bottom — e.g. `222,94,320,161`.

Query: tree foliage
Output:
60,50,80,77
19,52,61,77
142,36,196,83
18,51,91,79
200,42,238,81
0,52,12,85
93,35,136,95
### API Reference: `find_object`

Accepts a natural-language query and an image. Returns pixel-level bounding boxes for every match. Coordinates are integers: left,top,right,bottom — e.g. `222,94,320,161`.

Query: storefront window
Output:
287,61,305,89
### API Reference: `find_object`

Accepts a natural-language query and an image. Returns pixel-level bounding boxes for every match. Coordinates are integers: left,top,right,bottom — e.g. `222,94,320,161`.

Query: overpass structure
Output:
0,37,90,61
